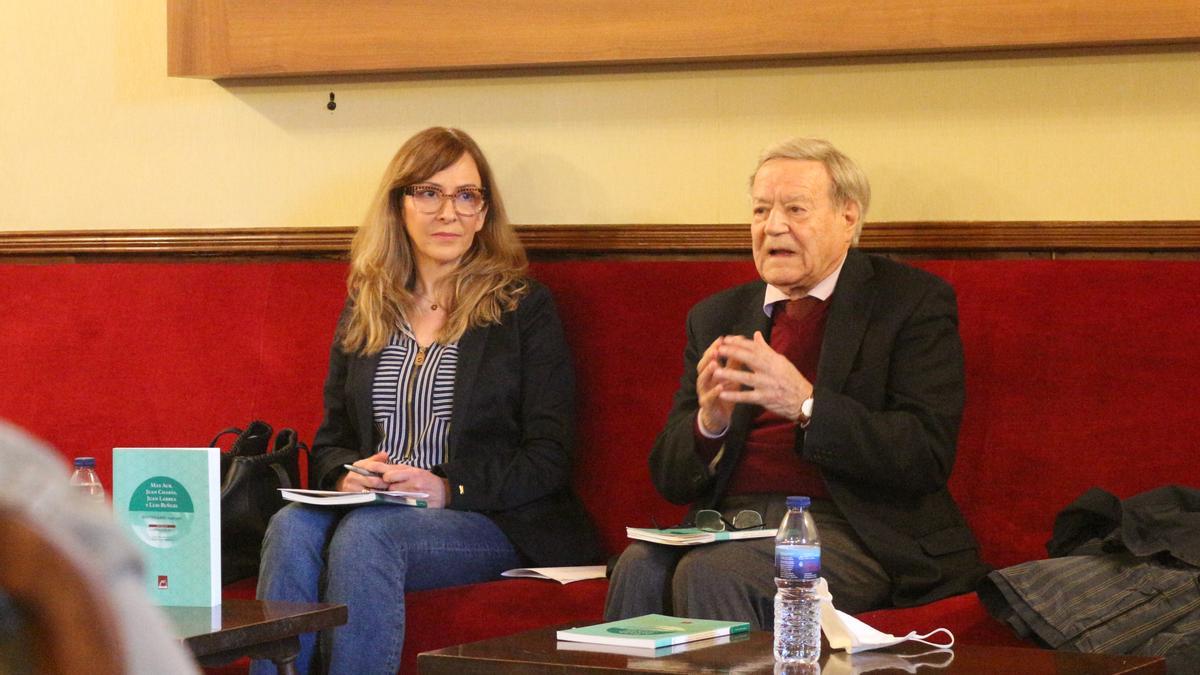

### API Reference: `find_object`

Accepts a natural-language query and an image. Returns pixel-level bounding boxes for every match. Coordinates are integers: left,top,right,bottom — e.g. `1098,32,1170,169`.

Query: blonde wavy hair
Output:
341,127,528,355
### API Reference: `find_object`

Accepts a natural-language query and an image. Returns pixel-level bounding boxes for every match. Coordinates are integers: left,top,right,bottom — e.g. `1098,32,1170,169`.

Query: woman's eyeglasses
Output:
400,184,488,216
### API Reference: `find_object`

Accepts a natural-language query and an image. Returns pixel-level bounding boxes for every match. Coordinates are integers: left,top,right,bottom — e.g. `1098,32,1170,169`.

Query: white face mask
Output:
816,578,955,655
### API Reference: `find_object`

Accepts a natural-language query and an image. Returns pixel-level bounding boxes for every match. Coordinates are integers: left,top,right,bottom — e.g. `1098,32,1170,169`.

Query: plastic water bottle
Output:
69,456,106,504
774,495,821,664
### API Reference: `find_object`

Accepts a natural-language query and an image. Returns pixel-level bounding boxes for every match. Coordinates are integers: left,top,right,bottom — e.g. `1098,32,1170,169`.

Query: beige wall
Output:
2,2,1198,232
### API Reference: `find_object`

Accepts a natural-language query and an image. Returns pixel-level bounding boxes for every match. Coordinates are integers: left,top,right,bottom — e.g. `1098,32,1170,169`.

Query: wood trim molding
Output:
857,221,1200,253
168,1,1200,80
2,222,1199,260
0,228,353,257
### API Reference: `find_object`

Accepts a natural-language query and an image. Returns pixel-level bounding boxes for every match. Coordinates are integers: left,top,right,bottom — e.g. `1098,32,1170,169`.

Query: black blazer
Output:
650,250,989,606
309,280,600,567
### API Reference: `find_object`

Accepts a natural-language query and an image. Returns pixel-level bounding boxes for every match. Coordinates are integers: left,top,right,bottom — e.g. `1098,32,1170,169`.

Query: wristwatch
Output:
800,397,814,422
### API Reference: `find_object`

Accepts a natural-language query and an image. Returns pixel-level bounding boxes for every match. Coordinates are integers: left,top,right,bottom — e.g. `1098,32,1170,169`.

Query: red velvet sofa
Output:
3,257,1199,673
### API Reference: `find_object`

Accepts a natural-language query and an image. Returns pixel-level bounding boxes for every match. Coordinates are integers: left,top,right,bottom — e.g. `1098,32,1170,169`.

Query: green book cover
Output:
556,614,750,649
112,447,221,607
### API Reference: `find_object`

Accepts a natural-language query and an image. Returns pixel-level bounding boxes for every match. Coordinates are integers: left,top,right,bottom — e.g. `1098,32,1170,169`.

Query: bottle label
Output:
775,544,820,581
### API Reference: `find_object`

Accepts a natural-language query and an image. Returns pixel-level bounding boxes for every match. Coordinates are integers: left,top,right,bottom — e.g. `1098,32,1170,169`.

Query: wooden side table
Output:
168,599,347,675
419,625,1166,674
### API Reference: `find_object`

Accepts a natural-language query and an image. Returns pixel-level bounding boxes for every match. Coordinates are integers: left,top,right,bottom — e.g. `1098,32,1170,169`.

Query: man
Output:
605,138,988,627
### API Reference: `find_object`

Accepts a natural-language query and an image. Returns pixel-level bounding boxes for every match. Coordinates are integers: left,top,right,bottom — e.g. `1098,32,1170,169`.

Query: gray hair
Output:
751,138,871,243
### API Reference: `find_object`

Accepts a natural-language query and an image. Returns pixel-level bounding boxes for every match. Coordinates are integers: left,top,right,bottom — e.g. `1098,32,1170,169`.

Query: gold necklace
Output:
413,292,441,312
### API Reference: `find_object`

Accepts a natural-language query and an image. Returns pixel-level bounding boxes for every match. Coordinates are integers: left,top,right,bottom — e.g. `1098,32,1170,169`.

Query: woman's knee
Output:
263,504,337,551
325,506,422,573
331,504,406,544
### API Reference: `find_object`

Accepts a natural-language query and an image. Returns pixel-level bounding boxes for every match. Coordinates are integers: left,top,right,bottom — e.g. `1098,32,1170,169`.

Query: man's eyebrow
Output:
752,193,812,203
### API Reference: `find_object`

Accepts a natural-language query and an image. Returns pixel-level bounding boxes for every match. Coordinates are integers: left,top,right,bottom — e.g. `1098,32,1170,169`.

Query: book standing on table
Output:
112,447,221,607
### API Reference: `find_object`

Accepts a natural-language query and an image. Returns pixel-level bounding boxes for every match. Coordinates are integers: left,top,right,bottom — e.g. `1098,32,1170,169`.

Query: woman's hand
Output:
381,465,449,509
335,452,391,492
335,452,449,508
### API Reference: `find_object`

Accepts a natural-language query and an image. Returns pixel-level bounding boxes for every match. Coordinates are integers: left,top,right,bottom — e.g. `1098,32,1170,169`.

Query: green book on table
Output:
556,614,750,650
112,447,221,607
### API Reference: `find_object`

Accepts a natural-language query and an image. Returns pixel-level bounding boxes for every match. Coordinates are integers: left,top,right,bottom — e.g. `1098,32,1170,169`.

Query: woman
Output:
255,127,599,674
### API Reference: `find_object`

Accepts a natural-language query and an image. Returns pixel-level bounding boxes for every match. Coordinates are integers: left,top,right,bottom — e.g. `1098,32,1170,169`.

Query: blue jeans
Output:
252,503,521,675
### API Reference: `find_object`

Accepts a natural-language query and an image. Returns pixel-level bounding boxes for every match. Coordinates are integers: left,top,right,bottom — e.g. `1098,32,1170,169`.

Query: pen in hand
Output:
343,463,384,479
342,462,430,499
343,464,389,492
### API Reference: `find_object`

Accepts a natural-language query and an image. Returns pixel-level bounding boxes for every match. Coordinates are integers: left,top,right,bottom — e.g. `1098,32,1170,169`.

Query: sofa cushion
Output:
856,592,1029,648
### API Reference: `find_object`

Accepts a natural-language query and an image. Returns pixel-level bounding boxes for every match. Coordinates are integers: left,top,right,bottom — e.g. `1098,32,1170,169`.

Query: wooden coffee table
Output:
167,599,347,675
418,625,1165,674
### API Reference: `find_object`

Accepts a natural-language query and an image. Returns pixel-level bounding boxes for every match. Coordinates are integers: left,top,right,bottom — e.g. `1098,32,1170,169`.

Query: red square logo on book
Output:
157,575,169,589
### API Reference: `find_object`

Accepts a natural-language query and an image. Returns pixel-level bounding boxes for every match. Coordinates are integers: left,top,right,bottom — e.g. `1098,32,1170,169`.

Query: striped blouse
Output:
370,327,458,469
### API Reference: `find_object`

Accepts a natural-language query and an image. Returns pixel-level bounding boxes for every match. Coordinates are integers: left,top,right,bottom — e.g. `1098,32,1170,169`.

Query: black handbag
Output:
210,421,305,583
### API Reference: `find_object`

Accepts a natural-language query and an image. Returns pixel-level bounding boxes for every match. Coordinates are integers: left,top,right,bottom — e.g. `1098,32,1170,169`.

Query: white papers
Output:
501,565,607,584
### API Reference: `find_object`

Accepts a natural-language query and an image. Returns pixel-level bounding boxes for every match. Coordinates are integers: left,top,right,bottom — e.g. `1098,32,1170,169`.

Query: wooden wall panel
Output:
2,222,1198,260
167,1,1200,79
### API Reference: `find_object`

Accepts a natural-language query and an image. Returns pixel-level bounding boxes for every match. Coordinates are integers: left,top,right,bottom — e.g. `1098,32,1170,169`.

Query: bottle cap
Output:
786,495,811,509
73,456,96,468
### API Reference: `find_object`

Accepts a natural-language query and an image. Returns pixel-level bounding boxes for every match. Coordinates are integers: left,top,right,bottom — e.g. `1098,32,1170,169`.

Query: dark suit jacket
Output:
650,250,989,606
309,280,600,567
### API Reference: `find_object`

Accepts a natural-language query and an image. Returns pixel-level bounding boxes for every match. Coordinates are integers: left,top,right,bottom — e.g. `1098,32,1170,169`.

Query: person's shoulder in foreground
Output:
0,420,200,675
